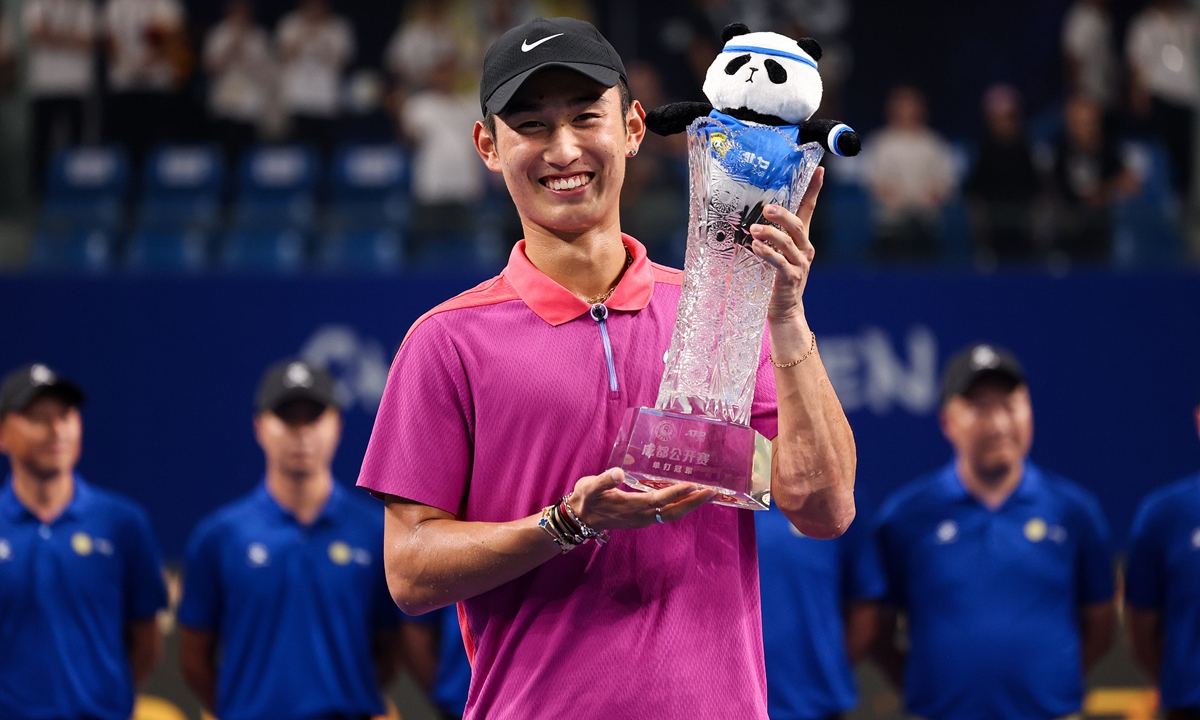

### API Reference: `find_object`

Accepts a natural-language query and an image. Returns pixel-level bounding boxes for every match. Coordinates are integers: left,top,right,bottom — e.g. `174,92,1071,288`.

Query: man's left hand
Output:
747,166,824,322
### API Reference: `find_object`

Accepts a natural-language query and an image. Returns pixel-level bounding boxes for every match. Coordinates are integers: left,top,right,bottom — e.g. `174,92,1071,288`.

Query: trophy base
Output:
606,407,772,511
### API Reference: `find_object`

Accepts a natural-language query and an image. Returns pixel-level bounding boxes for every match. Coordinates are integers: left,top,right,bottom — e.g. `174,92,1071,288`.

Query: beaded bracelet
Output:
560,496,609,545
539,506,579,553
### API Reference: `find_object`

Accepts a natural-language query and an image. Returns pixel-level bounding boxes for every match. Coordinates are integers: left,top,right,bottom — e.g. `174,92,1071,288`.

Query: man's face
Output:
0,395,82,479
940,378,1033,485
474,69,645,237
254,399,342,478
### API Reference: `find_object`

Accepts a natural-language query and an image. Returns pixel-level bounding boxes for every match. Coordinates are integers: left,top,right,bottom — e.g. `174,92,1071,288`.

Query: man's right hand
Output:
567,468,716,530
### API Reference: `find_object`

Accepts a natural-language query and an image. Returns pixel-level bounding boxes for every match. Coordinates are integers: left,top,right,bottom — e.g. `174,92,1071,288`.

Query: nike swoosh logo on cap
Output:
521,33,564,52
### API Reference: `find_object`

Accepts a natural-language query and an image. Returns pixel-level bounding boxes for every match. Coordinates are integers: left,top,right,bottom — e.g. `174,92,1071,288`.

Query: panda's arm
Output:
644,101,714,136
799,118,861,158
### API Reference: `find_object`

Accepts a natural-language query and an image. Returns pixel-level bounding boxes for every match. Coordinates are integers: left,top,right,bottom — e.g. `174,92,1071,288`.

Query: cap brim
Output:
8,382,85,415
943,368,1024,404
484,62,622,115
258,387,338,414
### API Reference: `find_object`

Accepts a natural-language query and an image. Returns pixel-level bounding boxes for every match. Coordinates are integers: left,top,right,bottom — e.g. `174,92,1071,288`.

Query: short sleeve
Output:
177,522,223,631
1073,491,1115,606
121,506,168,622
842,495,886,602
357,317,474,515
750,329,778,439
1125,496,1166,609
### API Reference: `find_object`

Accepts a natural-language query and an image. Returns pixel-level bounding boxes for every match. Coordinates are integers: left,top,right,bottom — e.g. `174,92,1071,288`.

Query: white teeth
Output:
546,174,591,190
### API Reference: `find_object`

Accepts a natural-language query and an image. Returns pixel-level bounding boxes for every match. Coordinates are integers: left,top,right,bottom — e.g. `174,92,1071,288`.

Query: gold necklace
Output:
583,245,634,305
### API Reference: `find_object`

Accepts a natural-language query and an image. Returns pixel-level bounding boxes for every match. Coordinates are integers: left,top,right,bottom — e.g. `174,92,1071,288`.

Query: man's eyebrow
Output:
503,92,608,117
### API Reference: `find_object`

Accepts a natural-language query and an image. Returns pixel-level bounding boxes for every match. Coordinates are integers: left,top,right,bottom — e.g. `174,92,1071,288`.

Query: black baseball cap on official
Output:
480,17,627,115
940,343,1026,404
255,359,339,414
0,363,85,417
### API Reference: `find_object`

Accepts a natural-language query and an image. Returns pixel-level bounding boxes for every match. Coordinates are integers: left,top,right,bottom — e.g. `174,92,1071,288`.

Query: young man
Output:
872,344,1115,720
1125,391,1200,717
0,363,167,720
178,359,400,720
358,17,856,719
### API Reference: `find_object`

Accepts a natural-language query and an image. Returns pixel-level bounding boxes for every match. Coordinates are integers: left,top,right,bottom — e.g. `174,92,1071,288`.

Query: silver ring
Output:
655,508,664,524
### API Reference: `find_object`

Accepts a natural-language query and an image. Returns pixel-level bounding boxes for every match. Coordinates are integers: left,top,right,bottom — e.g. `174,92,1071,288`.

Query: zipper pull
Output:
590,304,619,394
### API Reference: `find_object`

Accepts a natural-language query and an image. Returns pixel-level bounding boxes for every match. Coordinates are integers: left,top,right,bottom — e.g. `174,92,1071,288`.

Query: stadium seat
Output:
31,146,129,273
316,144,408,273
127,145,226,273
222,145,319,272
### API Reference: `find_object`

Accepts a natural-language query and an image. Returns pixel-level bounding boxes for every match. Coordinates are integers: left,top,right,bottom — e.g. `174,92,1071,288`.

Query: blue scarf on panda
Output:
701,110,804,192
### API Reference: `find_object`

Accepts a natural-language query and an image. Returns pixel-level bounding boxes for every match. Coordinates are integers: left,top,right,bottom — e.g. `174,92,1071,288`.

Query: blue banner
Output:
1,270,1197,556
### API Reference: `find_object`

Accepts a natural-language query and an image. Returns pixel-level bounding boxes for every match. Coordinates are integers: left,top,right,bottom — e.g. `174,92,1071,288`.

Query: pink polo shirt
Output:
358,234,778,719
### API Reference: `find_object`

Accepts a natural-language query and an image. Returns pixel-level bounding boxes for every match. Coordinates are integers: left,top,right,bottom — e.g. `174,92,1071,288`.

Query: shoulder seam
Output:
402,274,519,346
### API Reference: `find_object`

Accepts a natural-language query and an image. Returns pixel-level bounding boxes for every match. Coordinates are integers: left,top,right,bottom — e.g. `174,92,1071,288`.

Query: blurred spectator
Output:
0,363,167,720
397,55,483,247
873,343,1115,720
1126,391,1200,716
102,0,188,168
178,360,400,720
965,85,1041,264
1127,0,1197,196
862,86,956,261
404,605,471,720
620,60,687,264
757,499,883,720
276,0,354,158
22,0,96,195
383,0,455,92
1061,0,1116,111
0,15,15,93
1050,94,1138,264
203,0,274,166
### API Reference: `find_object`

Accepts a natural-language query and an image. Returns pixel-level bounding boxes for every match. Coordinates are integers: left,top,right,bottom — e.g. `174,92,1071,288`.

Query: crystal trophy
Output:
607,115,824,510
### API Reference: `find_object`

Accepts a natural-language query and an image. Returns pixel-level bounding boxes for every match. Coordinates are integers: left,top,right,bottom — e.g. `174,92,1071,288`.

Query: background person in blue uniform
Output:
871,344,1115,720
178,359,401,720
0,362,167,720
1126,391,1200,719
757,494,884,720
403,605,471,720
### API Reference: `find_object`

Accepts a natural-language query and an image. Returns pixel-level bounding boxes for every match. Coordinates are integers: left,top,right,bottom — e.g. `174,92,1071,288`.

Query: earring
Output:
628,148,638,157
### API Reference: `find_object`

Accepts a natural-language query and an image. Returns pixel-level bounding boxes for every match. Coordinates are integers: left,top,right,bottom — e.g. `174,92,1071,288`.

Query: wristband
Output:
560,496,609,545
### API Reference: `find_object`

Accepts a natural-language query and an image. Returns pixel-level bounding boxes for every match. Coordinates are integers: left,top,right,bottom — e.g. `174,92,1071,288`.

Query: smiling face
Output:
474,69,645,239
940,377,1034,486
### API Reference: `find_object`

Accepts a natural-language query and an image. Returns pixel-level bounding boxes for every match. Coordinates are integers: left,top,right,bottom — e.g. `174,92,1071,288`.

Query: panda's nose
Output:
746,67,757,82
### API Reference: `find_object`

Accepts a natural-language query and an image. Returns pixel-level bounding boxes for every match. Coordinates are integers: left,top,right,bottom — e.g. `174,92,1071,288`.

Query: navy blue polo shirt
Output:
430,604,471,717
178,481,399,720
1126,471,1200,709
875,461,1114,720
757,500,885,720
0,476,167,720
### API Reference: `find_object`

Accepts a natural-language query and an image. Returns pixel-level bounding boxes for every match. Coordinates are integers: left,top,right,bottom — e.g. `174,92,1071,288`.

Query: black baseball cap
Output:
0,363,85,417
940,343,1026,404
480,17,627,115
255,359,338,414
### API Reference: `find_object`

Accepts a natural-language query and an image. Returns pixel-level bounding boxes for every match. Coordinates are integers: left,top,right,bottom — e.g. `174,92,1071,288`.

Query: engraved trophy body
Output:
606,114,824,510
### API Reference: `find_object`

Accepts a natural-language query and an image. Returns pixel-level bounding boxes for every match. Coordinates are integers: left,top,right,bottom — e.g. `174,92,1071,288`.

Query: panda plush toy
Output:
645,23,860,158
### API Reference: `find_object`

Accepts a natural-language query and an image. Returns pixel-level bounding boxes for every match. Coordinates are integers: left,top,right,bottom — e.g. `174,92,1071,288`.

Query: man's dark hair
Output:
483,77,632,142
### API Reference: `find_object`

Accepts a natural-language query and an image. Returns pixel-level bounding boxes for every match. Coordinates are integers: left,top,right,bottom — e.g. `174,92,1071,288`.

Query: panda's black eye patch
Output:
764,59,788,84
724,54,752,75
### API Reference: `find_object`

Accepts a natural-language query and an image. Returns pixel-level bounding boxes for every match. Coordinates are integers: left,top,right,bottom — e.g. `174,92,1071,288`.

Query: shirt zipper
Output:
590,303,619,396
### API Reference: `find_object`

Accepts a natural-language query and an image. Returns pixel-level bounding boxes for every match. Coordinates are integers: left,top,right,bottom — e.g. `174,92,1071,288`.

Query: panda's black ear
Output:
721,23,751,44
796,38,822,62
